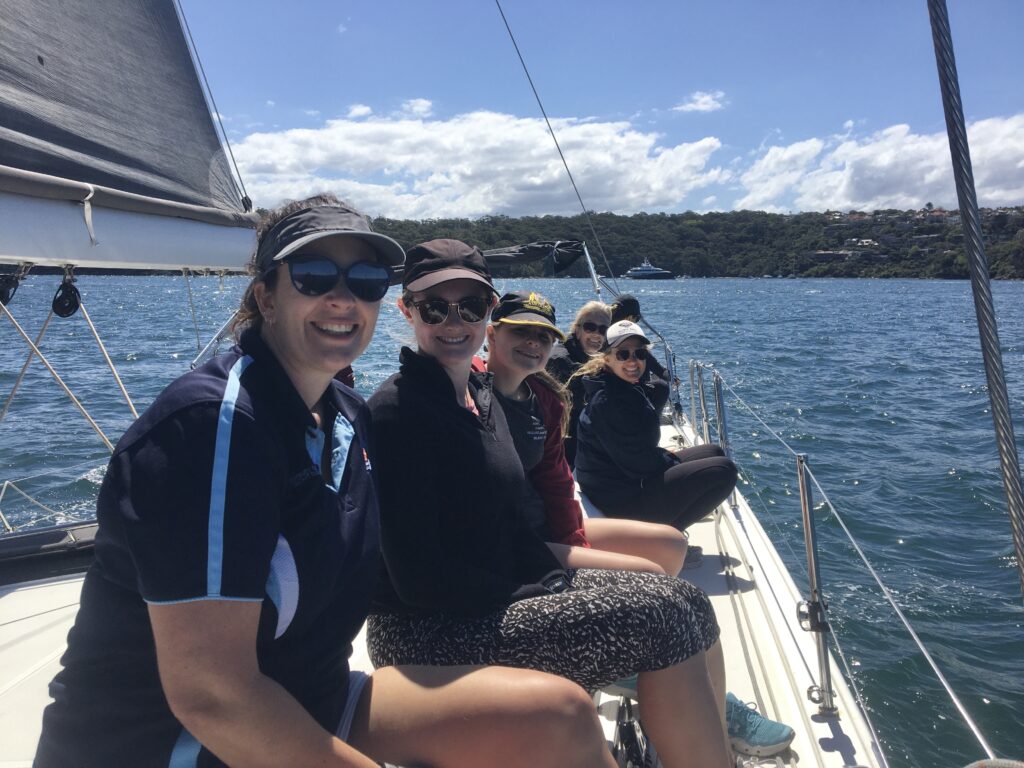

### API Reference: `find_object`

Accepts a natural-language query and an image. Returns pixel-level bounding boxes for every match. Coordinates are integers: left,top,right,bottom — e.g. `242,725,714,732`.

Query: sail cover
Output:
482,240,585,274
389,240,586,284
0,0,256,272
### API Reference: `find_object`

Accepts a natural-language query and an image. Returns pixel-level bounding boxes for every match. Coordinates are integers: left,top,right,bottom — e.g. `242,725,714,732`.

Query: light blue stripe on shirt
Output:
207,355,254,596
168,727,201,768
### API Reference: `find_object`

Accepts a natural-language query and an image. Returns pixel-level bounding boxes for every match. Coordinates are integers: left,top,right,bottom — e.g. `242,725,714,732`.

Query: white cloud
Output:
734,114,1024,212
400,98,434,118
337,23,347,35
233,110,729,218
228,108,1024,218
303,109,321,117
265,100,275,108
735,138,825,211
673,90,727,113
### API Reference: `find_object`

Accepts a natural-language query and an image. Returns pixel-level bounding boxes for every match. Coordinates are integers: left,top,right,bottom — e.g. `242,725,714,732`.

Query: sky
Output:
180,0,1024,219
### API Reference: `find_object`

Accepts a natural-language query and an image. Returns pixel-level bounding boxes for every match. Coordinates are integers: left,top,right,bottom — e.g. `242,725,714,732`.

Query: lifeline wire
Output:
0,311,53,421
706,361,996,759
494,0,620,290
0,303,114,452
808,468,996,759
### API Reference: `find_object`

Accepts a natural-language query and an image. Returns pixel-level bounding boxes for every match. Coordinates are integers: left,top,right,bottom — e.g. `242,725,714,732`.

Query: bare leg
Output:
637,652,731,768
348,665,617,768
706,640,731,757
585,517,688,575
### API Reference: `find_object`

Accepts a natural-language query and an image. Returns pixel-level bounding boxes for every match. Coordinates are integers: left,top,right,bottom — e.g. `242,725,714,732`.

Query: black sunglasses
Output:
613,347,649,362
285,254,392,302
411,296,490,325
581,321,609,335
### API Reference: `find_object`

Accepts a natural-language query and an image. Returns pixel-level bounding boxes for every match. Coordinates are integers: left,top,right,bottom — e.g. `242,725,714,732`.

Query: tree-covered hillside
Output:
367,206,1024,279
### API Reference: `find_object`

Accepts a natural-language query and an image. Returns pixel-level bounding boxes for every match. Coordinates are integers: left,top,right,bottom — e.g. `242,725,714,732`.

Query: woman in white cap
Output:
480,290,689,576
368,241,736,768
574,320,739,532
35,197,609,768
573,321,797,759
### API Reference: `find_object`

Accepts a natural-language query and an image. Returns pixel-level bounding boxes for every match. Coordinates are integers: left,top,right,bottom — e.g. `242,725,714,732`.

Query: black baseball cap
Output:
402,239,495,293
492,291,566,341
255,204,405,274
610,294,642,322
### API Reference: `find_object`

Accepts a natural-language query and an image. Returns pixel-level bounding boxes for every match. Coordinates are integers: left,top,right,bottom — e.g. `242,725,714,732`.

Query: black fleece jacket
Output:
575,370,678,505
548,337,670,461
546,336,590,465
368,348,563,616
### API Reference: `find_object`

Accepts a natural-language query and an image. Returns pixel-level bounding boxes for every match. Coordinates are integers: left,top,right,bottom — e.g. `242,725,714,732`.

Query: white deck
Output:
0,422,884,767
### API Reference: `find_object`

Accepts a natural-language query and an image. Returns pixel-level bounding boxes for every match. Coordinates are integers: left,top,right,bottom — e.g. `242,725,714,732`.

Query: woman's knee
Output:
505,676,608,767
653,578,720,645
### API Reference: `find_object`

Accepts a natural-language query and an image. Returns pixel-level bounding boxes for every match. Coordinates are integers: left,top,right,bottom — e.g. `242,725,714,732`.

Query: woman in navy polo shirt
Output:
35,196,608,768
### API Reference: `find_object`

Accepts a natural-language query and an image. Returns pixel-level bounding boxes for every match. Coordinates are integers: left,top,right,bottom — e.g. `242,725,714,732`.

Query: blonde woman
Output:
546,300,611,466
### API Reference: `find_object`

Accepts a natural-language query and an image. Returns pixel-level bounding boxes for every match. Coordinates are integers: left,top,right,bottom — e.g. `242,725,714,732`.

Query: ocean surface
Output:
1,274,1022,766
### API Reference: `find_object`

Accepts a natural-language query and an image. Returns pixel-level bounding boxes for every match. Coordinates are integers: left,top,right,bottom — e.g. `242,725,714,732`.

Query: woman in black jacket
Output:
367,240,734,768
545,301,610,466
575,321,738,531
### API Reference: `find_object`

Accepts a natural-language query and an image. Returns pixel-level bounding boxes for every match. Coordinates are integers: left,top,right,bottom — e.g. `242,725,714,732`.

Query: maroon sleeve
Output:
526,377,590,547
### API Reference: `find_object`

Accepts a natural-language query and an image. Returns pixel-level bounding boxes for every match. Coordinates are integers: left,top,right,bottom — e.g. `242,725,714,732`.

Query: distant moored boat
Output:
623,257,674,279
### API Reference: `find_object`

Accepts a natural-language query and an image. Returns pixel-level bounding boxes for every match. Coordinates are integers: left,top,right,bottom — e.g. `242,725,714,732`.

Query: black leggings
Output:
367,568,719,693
594,444,737,531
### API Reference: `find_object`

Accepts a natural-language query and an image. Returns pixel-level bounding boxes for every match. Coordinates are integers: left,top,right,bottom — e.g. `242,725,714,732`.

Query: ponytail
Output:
528,369,572,436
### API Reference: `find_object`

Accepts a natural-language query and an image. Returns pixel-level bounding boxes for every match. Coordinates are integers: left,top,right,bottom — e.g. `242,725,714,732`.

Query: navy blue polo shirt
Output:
35,330,380,768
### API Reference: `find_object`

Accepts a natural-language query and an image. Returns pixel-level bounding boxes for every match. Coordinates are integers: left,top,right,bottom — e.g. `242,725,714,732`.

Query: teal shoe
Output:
726,692,795,757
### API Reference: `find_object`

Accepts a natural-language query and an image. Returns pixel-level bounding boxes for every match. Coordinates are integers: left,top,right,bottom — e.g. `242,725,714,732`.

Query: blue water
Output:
1,274,1022,766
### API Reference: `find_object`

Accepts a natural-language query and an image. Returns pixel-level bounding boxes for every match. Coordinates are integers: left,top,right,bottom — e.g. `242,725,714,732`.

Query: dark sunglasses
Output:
613,347,649,362
285,254,392,302
411,296,490,325
581,321,609,335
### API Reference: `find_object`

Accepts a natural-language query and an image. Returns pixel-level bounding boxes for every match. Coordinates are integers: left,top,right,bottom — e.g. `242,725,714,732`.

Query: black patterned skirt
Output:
367,568,719,693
